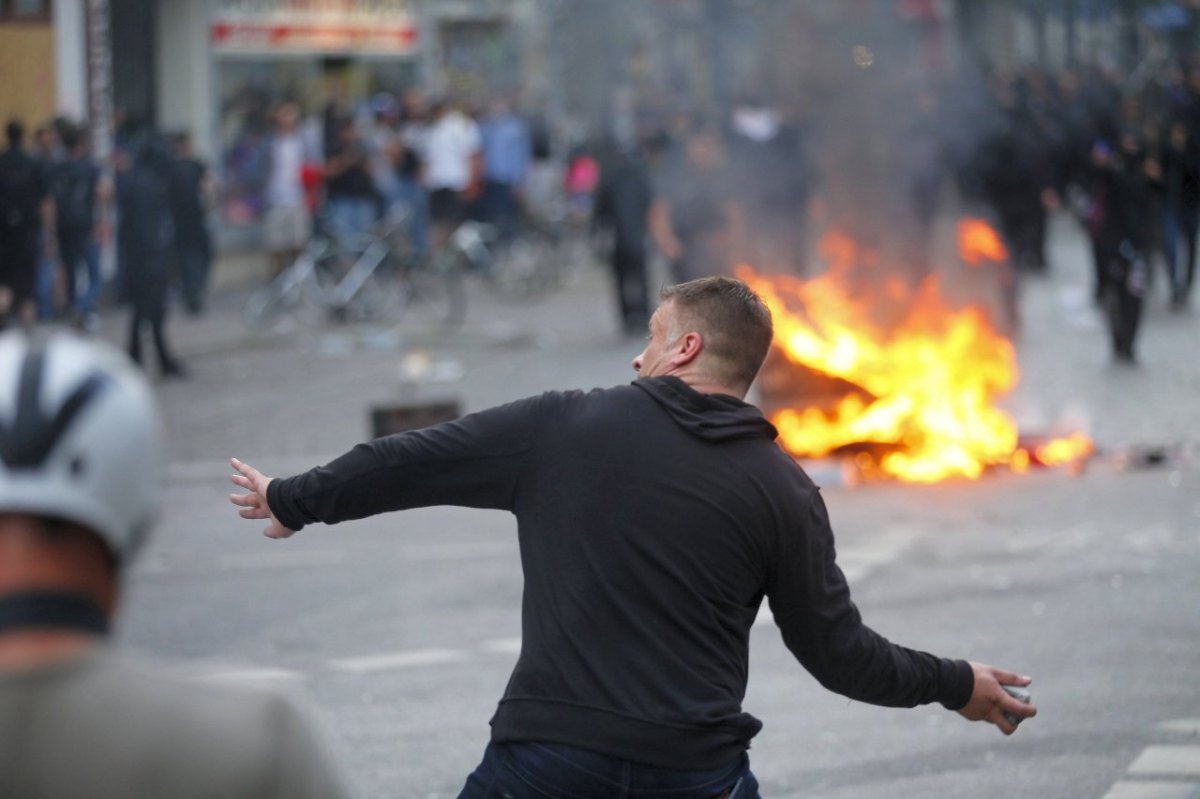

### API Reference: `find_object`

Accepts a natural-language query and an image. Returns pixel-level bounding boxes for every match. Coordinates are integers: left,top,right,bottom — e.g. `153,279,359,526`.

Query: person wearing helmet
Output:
0,331,353,799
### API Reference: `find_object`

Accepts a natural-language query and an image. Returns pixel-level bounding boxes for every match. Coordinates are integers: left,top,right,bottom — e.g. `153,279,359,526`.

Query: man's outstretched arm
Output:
228,393,547,538
958,662,1037,735
230,458,295,540
768,489,1038,734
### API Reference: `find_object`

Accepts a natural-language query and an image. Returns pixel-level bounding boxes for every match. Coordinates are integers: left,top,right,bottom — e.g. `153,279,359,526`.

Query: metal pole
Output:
85,0,113,164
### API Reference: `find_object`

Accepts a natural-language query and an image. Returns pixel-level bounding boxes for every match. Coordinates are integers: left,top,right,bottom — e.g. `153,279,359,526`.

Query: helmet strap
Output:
0,590,109,636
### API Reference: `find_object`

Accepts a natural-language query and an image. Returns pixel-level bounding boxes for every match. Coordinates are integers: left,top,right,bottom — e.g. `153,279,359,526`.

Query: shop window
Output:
0,0,52,22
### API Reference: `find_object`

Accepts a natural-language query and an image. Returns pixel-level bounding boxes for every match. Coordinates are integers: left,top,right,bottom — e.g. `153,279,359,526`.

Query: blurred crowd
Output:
0,116,210,377
232,90,571,277
4,53,1200,371
944,57,1200,361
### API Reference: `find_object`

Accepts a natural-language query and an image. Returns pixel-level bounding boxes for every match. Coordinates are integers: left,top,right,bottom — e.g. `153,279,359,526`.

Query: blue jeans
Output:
393,177,429,257
326,197,377,241
37,231,101,318
78,236,103,314
458,741,759,799
1163,206,1198,302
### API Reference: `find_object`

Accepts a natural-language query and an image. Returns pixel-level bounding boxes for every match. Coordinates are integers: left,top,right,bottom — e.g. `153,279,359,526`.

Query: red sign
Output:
212,20,417,53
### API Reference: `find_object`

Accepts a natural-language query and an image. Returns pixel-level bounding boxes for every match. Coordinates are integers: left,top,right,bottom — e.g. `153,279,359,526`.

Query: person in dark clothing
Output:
323,118,378,241
979,104,1054,276
594,142,654,335
167,132,213,315
1156,120,1200,309
1084,141,1150,364
49,124,102,328
118,134,186,378
229,276,1036,797
728,99,814,277
0,120,50,329
650,126,742,283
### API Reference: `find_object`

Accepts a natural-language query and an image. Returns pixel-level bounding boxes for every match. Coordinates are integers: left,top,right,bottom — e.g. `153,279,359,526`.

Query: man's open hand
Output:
957,662,1038,735
229,457,295,539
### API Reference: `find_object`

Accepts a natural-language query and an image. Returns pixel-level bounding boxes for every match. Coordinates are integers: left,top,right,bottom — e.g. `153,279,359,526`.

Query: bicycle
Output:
243,212,417,331
423,216,566,327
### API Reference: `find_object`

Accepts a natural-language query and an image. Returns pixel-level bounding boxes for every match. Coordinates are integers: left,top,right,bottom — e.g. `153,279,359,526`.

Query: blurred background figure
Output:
478,96,531,239
1157,118,1200,309
649,122,741,283
166,131,214,316
323,116,378,240
1083,139,1149,364
728,95,814,276
0,331,353,799
0,120,49,331
263,102,314,277
594,138,654,336
424,97,482,253
394,88,430,260
49,124,103,331
32,123,64,322
362,92,401,220
117,133,186,379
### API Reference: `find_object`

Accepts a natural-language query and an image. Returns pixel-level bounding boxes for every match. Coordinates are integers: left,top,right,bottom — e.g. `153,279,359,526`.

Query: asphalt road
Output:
106,213,1200,798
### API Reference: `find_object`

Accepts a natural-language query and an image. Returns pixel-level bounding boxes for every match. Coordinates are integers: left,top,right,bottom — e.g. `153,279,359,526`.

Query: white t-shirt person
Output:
423,110,481,192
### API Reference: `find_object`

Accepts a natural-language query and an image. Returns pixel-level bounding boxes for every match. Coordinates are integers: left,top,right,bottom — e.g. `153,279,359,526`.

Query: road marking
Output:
1159,720,1200,736
479,638,522,655
328,648,468,673
1127,747,1200,778
1102,720,1200,798
199,667,308,684
1101,782,1200,799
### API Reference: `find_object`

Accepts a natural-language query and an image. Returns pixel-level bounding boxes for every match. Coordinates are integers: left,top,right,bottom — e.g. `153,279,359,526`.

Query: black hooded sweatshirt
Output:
268,376,974,769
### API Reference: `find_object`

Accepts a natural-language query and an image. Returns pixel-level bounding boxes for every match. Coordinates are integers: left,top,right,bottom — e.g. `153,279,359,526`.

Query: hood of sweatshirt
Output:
632,376,778,443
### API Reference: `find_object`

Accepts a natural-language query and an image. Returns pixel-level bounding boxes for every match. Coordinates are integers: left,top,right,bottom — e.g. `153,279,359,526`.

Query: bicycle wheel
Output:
401,250,467,329
242,245,320,331
294,248,351,328
243,285,286,332
488,234,555,301
343,258,411,327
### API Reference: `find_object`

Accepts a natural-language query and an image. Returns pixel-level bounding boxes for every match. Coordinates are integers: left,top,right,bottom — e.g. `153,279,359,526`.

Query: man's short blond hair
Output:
661,277,774,391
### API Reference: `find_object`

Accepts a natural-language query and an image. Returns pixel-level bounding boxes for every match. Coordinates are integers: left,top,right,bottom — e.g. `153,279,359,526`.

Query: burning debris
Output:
741,221,1094,484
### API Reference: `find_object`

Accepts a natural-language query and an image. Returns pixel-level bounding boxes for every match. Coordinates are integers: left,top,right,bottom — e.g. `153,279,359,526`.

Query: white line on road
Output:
1159,720,1200,736
1102,720,1200,798
1101,781,1200,799
328,648,469,674
478,638,522,655
1127,746,1200,778
199,667,309,684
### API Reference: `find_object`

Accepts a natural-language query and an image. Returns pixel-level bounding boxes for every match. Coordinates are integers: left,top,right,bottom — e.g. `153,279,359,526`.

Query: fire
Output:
1019,432,1096,468
958,218,1009,266
740,224,1091,483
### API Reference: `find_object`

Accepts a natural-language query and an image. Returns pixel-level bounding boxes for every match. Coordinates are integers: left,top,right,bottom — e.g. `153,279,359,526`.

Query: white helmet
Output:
0,331,165,564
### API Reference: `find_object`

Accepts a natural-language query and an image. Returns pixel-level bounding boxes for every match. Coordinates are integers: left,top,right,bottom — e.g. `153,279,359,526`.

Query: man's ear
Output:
671,331,703,367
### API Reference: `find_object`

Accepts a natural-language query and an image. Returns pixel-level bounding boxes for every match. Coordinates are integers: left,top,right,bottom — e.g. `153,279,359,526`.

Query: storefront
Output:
0,0,57,127
156,0,421,241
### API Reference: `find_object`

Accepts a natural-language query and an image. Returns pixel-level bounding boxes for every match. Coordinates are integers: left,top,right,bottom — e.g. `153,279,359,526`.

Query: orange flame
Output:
1030,433,1095,467
958,218,1009,266
740,225,1091,483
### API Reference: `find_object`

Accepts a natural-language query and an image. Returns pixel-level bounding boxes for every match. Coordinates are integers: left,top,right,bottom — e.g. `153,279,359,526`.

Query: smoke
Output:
552,0,1007,287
